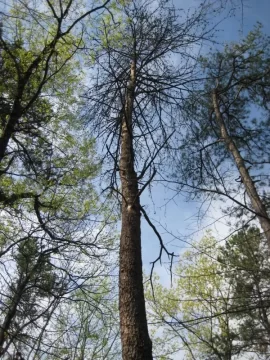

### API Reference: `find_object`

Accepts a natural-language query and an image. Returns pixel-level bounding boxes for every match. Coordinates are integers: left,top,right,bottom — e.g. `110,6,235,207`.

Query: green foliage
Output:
219,228,270,354
0,2,120,358
46,279,121,360
147,228,270,359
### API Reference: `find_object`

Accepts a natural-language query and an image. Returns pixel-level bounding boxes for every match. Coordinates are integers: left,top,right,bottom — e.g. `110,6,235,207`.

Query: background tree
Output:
0,121,118,358
146,233,235,360
146,227,270,359
44,280,121,360
0,3,120,355
171,25,270,242
219,227,270,356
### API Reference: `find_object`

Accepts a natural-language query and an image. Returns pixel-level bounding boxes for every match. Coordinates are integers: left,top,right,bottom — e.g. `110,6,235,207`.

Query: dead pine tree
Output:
84,0,226,358
118,59,153,358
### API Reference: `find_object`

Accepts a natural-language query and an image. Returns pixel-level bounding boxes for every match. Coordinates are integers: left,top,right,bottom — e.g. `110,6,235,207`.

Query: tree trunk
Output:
212,89,270,246
119,61,153,360
0,104,21,163
0,277,27,355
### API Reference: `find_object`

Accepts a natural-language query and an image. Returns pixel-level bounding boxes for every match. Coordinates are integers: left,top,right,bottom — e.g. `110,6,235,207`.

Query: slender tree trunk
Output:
0,54,44,163
254,280,270,338
0,104,21,163
0,253,44,355
119,61,153,360
0,277,27,355
212,89,270,245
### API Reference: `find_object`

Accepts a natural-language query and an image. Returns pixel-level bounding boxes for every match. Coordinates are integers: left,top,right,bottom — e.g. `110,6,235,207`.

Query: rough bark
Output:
119,61,153,360
212,89,270,245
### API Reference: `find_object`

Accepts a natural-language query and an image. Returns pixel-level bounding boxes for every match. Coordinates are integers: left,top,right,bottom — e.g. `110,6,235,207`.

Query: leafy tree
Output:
146,228,270,359
0,239,59,356
0,2,122,358
0,127,118,358
44,280,121,360
0,36,118,360
0,0,111,165
146,233,235,360
219,227,270,355
0,96,119,355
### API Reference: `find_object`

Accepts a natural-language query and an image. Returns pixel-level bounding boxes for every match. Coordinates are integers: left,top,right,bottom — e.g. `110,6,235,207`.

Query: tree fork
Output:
119,61,153,360
212,89,270,246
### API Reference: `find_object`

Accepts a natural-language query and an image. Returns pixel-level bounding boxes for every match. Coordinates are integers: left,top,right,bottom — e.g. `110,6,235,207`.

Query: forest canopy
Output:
0,0,270,359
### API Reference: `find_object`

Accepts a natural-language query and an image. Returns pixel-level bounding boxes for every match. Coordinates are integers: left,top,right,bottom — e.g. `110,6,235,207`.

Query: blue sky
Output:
141,0,270,281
